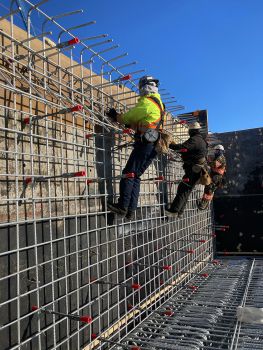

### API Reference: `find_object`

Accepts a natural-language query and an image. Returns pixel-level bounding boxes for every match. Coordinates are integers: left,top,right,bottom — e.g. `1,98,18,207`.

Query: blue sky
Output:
2,0,263,133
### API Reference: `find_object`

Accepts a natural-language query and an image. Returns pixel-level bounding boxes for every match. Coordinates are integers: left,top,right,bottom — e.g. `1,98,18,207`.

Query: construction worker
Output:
106,75,165,220
197,144,226,210
165,122,207,218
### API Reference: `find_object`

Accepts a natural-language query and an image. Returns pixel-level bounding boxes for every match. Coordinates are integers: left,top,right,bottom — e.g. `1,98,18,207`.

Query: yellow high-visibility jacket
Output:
121,93,164,133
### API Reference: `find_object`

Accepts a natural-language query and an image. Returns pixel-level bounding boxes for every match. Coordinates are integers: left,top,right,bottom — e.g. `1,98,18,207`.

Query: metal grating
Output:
0,2,213,350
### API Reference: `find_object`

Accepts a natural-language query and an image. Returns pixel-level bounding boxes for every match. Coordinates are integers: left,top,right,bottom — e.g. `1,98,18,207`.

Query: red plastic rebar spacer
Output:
188,285,198,290
122,172,135,179
91,333,98,340
119,74,132,81
25,177,32,185
74,170,86,177
193,110,200,117
80,315,92,324
131,283,141,290
199,240,207,243
24,117,30,124
70,105,83,112
179,120,187,124
179,148,188,153
68,37,80,46
164,310,174,316
131,347,141,350
86,179,95,185
122,128,133,134
85,133,94,139
201,273,209,278
186,249,194,254
31,305,38,311
182,178,190,183
162,265,172,271
160,279,164,285
156,176,165,181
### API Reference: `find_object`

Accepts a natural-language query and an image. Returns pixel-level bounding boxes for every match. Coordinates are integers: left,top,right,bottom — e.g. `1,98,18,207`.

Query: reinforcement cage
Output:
0,2,214,350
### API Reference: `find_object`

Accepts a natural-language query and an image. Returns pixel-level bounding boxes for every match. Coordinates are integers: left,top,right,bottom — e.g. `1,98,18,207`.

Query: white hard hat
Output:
138,75,159,89
188,122,201,130
214,144,224,151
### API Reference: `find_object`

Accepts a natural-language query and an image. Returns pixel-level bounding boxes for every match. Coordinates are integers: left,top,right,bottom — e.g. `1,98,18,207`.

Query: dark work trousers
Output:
118,140,157,211
170,166,201,214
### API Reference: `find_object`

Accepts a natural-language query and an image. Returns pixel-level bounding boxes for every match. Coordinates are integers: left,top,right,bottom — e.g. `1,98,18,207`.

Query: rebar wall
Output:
0,3,214,350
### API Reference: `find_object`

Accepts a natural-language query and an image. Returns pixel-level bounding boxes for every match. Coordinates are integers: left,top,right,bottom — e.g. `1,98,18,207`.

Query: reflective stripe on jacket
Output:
122,93,164,133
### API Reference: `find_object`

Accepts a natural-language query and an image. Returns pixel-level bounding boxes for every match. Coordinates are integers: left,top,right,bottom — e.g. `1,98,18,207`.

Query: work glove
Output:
106,108,118,122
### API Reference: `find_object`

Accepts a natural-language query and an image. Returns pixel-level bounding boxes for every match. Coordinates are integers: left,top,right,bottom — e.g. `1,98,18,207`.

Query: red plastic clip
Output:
188,285,198,290
70,105,83,112
199,240,207,243
131,283,141,290
186,249,195,254
122,172,135,179
201,273,209,278
162,265,172,271
179,148,188,153
119,74,132,81
74,171,86,177
68,37,80,46
182,178,190,183
79,316,92,324
179,120,187,124
163,309,174,316
25,177,32,185
85,133,94,139
156,176,165,181
86,179,96,185
24,117,30,124
31,305,38,311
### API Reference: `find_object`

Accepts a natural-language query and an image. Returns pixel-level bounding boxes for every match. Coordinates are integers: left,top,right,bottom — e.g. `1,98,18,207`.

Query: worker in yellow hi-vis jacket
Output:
106,75,165,220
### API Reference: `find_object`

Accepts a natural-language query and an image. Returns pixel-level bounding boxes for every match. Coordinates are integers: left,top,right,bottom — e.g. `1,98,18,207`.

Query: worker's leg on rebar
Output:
129,144,157,211
197,184,214,210
118,141,157,210
170,171,200,214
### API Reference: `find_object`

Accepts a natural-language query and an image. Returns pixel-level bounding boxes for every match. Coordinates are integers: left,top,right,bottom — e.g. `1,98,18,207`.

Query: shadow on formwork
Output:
0,3,213,350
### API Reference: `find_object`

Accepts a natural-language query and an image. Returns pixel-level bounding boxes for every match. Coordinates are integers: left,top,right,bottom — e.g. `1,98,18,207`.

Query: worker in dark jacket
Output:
165,122,207,218
197,144,226,210
106,75,165,220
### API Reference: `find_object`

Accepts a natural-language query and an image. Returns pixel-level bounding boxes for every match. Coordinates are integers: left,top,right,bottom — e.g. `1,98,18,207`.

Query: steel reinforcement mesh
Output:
119,258,263,350
0,3,214,350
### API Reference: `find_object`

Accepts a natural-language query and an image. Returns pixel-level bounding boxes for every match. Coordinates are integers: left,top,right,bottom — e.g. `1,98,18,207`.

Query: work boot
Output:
178,211,184,219
107,202,127,217
197,199,209,210
125,210,135,221
165,208,178,218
